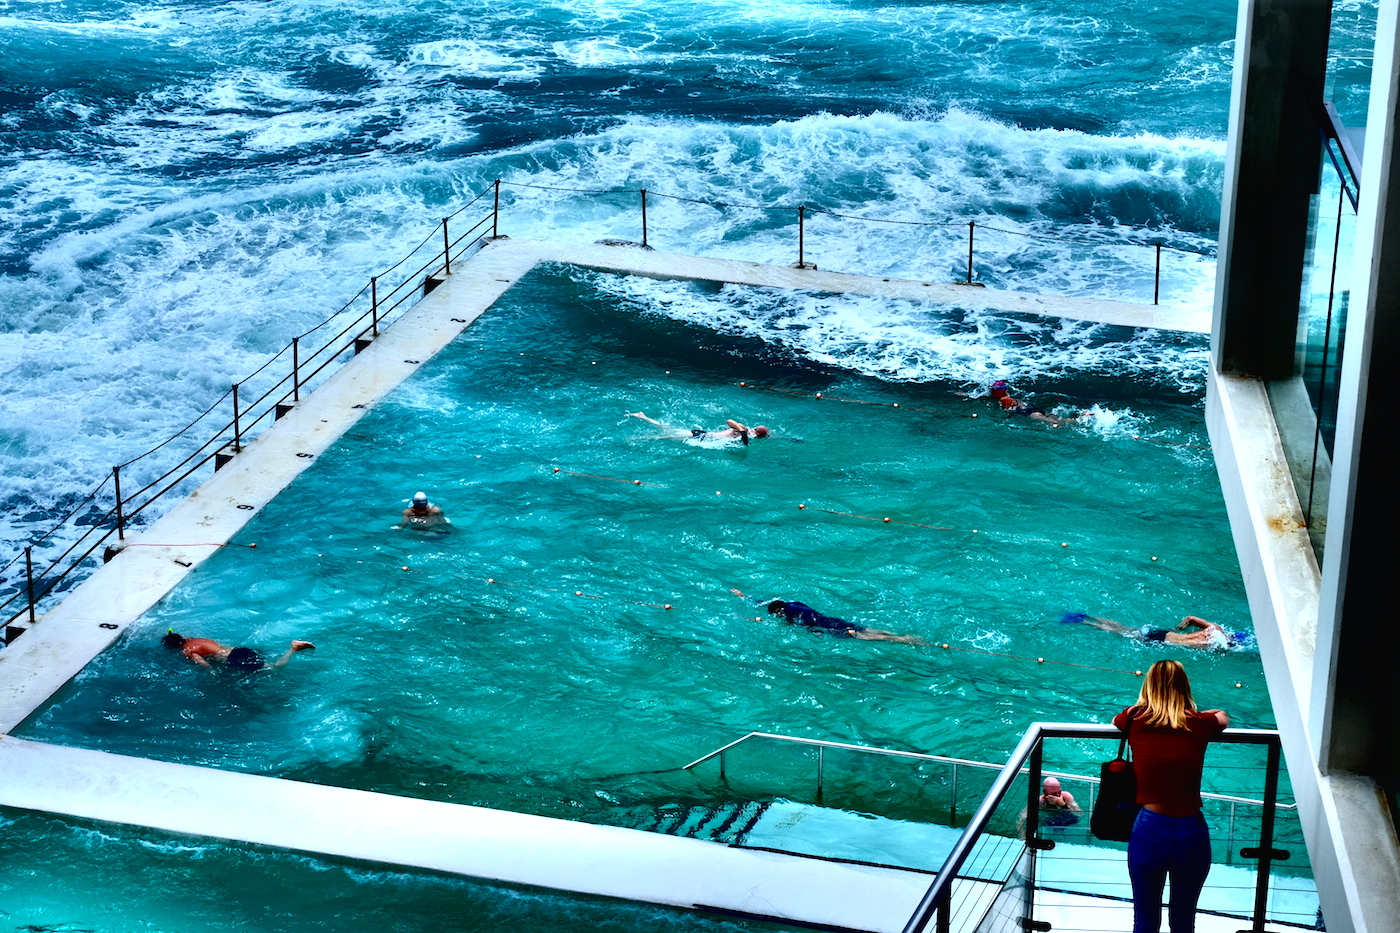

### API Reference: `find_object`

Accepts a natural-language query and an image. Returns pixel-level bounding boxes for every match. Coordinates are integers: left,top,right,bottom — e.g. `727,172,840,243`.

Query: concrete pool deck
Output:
0,734,946,932
0,237,1198,929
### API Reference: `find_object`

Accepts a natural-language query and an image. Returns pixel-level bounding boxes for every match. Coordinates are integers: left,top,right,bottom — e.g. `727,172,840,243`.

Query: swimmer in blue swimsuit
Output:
730,589,928,645
1069,614,1243,650
628,412,770,446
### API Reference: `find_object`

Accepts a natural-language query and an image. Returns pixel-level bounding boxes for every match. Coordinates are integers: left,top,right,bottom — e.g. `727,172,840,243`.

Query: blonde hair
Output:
1135,659,1197,730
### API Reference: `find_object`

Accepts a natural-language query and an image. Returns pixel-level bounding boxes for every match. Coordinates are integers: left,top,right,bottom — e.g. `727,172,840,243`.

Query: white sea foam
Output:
585,274,1208,393
405,39,546,80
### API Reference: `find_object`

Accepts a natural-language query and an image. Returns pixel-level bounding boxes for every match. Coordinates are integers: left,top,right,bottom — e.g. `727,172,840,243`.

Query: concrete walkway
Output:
0,734,937,932
520,238,1210,333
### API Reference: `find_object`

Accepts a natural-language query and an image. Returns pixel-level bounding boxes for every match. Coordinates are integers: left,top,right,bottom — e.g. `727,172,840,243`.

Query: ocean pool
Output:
20,264,1270,803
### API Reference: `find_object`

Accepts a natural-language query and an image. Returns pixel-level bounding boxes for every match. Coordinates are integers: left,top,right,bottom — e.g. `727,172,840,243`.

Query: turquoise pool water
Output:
20,265,1271,817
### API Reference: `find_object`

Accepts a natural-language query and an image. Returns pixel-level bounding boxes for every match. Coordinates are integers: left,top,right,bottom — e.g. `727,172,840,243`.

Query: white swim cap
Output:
412,491,428,505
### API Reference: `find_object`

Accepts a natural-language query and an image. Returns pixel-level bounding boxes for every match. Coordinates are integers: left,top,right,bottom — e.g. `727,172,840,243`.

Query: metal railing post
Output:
817,745,825,801
442,218,451,275
934,885,951,933
1228,801,1237,866
232,383,242,452
493,179,501,238
719,749,726,782
641,188,649,248
25,546,36,625
966,221,975,284
950,763,959,822
1154,242,1162,305
1248,741,1284,932
112,465,125,542
292,336,301,402
1024,738,1044,927
798,205,807,267
371,276,380,337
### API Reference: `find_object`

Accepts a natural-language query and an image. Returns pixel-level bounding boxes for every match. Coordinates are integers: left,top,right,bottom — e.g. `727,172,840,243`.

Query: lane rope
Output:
480,575,1249,685
736,381,1213,450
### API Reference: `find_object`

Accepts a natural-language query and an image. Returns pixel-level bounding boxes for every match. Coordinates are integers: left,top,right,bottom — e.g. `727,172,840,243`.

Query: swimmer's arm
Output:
188,654,212,668
724,420,753,445
1178,616,1211,631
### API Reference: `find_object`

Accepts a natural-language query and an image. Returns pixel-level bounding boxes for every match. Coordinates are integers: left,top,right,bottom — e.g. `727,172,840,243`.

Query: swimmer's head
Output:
411,491,429,511
1042,777,1063,795
767,600,786,615
161,630,186,650
752,426,769,438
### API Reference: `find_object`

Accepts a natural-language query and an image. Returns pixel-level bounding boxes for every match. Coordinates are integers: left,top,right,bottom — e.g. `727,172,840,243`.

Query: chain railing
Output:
1,178,1217,640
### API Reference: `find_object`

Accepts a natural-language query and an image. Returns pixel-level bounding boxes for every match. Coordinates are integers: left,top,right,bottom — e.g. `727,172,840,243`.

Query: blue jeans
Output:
1127,809,1212,933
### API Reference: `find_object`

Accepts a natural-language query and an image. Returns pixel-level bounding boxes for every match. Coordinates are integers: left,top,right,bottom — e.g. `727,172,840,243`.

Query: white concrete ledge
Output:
523,239,1209,333
1207,370,1400,933
0,735,932,932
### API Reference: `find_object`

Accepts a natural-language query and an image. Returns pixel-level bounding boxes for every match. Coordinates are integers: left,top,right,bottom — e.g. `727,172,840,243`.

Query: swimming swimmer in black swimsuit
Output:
727,589,928,645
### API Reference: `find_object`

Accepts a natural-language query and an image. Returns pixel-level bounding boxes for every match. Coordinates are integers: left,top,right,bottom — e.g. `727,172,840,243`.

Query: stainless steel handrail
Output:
900,723,1285,933
682,729,1296,811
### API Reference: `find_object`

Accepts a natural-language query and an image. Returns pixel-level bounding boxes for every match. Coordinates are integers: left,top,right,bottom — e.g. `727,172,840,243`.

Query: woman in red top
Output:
1112,660,1229,933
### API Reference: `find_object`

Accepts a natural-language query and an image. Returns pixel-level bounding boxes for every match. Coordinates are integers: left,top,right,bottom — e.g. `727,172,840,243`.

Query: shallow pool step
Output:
610,800,770,845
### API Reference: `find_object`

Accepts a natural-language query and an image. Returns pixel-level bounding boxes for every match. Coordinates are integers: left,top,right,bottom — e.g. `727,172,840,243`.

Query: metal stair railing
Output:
681,730,1296,833
900,723,1288,933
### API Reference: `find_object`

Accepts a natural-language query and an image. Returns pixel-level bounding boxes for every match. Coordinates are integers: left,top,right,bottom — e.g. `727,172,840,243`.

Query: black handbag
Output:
1090,707,1142,842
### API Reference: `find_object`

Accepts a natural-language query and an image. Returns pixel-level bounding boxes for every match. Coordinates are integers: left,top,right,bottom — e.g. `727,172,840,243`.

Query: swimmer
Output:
1019,775,1083,835
730,588,929,645
1066,613,1242,650
627,412,770,446
161,631,315,671
988,381,1078,428
1039,777,1082,818
400,491,448,528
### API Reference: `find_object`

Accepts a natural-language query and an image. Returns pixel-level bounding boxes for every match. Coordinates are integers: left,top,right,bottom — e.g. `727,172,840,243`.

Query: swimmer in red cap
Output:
628,412,770,446
988,381,1077,427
